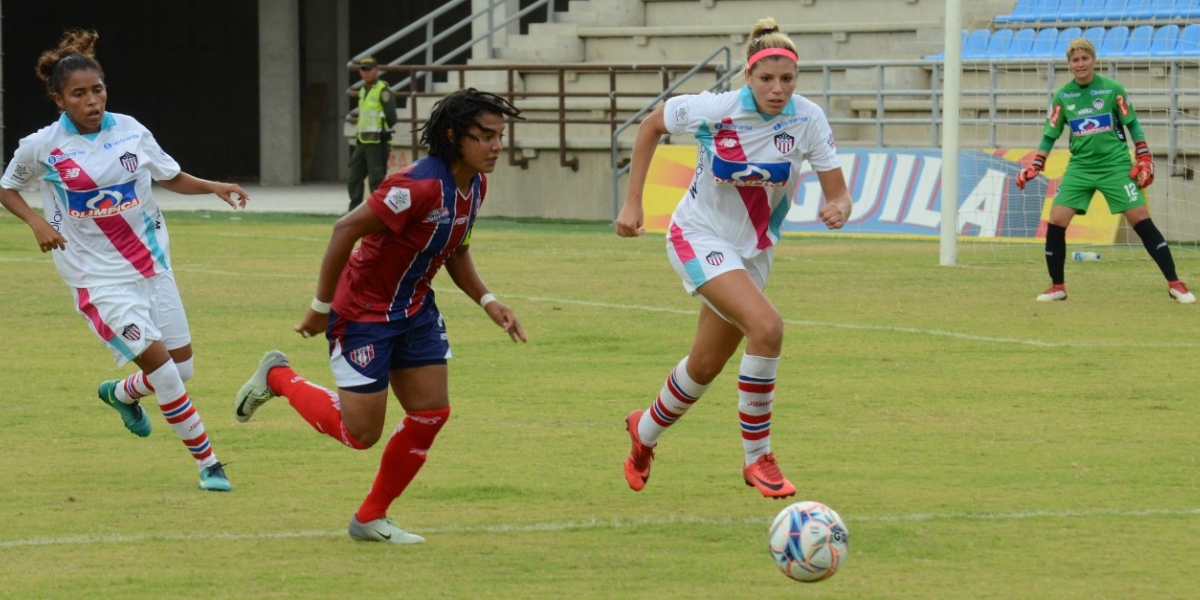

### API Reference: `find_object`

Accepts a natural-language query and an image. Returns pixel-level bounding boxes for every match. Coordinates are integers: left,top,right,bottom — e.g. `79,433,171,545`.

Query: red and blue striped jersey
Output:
333,156,485,322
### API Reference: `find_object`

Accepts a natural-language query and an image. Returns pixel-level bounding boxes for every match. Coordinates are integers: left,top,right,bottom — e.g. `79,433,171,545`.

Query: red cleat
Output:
623,410,655,491
1036,284,1067,302
743,453,796,499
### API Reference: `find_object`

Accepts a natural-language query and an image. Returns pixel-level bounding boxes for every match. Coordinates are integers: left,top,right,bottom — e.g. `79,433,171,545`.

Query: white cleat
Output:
1168,280,1196,304
234,350,289,423
348,515,425,545
1036,284,1067,302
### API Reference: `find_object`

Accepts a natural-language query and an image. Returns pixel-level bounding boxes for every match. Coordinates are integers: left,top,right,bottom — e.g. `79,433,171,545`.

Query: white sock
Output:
146,361,217,469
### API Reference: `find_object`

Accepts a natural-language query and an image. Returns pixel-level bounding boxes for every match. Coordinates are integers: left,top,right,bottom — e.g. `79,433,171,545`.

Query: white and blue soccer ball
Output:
767,500,849,582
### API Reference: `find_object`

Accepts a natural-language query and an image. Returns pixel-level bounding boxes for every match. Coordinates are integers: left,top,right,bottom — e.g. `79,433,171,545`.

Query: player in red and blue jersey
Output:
0,30,247,492
615,18,852,500
234,88,526,544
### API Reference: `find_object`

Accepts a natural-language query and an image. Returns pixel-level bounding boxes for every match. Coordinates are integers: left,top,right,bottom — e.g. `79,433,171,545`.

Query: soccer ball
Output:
767,500,849,582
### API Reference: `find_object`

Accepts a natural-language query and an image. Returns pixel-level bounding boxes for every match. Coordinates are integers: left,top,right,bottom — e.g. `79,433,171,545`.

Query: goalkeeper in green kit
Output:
1016,37,1194,304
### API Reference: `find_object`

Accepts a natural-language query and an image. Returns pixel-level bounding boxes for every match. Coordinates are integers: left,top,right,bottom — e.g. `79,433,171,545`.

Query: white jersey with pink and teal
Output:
663,87,840,258
1,112,181,288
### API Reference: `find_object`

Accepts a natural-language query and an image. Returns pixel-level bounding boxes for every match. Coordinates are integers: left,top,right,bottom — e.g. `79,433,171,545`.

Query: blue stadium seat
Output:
1058,0,1086,19
1031,28,1060,57
1148,24,1181,56
1123,25,1155,55
1122,0,1157,18
923,30,967,60
1073,0,1110,19
1083,26,1107,50
1179,0,1200,18
1098,25,1129,56
987,29,1015,56
1178,23,1200,56
996,0,1035,24
1151,0,1182,17
1008,28,1038,56
1102,0,1134,20
963,29,992,58
1053,26,1084,56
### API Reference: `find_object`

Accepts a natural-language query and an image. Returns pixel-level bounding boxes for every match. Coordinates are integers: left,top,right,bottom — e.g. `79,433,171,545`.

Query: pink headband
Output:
748,47,798,68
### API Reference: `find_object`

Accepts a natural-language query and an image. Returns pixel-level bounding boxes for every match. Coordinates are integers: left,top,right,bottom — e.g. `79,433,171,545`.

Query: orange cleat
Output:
743,453,796,499
623,410,655,491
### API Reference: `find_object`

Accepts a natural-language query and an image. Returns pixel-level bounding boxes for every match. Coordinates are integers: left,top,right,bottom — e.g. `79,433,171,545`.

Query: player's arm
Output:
1116,88,1154,188
445,242,526,343
295,202,389,338
616,106,670,238
158,172,249,209
1018,97,1064,190
0,187,66,252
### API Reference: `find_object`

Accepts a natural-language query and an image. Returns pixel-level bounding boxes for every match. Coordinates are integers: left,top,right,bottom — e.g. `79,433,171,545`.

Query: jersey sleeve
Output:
662,92,724,136
139,127,183,181
1111,80,1143,134
1,137,48,192
801,107,840,172
1039,94,1066,141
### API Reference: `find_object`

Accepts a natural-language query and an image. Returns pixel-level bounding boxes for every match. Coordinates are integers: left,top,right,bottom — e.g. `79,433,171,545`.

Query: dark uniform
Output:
347,57,397,212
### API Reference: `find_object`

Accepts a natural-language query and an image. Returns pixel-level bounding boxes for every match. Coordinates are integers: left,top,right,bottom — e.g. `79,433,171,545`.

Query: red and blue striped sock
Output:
638,356,711,446
738,354,777,465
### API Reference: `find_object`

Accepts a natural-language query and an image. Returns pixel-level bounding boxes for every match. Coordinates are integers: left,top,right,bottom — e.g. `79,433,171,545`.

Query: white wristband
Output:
479,293,497,308
311,298,332,314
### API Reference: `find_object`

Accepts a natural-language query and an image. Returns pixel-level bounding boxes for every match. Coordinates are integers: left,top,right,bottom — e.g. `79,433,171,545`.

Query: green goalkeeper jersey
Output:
1039,74,1146,175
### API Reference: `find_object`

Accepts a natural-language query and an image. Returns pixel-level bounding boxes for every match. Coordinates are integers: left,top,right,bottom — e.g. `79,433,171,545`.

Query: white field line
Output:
3,507,1198,549
4,259,1192,349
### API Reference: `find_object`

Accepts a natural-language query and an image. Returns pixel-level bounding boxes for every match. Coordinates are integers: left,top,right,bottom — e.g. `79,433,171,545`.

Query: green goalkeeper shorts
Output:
1053,168,1146,215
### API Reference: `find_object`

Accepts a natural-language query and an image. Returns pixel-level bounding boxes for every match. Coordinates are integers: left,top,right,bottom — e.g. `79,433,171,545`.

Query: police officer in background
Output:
347,57,397,212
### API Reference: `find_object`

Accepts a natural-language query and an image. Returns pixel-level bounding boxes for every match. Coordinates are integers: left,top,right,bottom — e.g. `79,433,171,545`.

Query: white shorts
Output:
666,222,773,297
72,271,192,366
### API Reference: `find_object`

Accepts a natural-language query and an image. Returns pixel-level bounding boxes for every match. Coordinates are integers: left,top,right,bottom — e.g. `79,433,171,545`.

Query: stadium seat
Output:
1123,25,1155,55
1008,28,1038,57
1059,0,1087,19
987,29,1015,56
1083,26,1107,50
1072,0,1110,19
1179,0,1200,18
923,30,967,60
1031,28,1060,57
1098,25,1129,56
996,0,1034,24
963,29,992,59
1122,0,1158,18
1150,0,1182,17
1148,24,1180,55
997,0,1060,23
1178,23,1200,56
1053,26,1085,56
1101,0,1134,20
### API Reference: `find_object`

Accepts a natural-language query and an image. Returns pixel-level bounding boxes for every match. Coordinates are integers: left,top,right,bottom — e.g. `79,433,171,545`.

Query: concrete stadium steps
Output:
640,0,945,28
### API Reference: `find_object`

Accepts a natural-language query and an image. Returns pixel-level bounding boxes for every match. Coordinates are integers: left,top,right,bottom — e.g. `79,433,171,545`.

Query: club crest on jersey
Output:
119,152,138,173
349,344,375,368
1093,98,1104,110
705,251,724,266
121,324,141,341
774,133,795,154
65,180,141,219
383,187,412,213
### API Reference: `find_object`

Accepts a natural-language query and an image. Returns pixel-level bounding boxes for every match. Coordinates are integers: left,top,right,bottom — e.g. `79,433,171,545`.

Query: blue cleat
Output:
98,380,151,438
198,462,232,492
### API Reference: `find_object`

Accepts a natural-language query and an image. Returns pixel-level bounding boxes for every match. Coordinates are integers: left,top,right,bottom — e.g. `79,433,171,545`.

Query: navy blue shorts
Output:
326,303,450,394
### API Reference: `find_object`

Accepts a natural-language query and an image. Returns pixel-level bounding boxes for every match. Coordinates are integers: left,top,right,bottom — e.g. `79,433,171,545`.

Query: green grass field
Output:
2,210,1198,599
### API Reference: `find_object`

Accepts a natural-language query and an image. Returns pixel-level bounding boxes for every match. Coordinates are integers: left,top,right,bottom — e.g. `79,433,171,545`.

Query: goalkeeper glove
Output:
1015,155,1045,190
1129,141,1154,188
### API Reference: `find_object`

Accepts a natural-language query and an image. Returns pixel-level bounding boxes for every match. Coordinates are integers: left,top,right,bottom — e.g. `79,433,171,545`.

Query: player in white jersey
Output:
615,18,852,499
0,30,249,491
